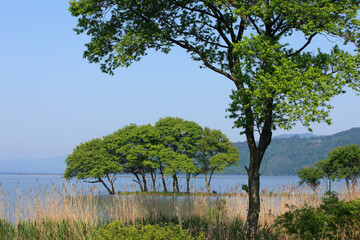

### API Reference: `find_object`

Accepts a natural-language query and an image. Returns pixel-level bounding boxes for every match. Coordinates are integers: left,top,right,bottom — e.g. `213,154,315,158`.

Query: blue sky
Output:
0,1,359,162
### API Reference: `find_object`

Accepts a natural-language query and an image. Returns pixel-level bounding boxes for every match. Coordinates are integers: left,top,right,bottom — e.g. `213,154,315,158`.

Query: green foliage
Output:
155,117,202,176
64,137,122,194
275,193,360,240
315,158,334,191
66,117,238,193
96,221,200,240
197,127,240,192
328,144,360,193
297,166,322,192
64,138,122,180
0,219,95,240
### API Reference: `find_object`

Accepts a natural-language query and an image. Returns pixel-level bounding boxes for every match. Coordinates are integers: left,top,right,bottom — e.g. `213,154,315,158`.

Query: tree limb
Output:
288,33,317,57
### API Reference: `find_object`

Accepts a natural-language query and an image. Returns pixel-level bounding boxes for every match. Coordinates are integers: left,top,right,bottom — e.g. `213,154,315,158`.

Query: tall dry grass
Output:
0,179,359,238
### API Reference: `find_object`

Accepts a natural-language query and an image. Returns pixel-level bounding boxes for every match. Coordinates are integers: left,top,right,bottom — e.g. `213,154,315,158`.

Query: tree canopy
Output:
297,144,360,194
296,166,322,192
328,144,360,194
197,127,239,192
64,117,238,194
64,138,123,194
69,0,360,237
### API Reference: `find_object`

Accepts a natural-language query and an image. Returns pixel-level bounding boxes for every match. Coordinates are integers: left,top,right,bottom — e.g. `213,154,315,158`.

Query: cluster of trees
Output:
297,144,360,194
64,117,240,194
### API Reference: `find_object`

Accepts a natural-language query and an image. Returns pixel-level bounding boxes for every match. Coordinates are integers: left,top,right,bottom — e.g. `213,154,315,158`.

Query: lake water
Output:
0,174,301,197
0,174,348,223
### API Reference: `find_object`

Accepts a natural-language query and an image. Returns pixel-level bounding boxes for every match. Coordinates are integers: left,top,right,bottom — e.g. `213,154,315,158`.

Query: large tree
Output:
69,1,360,238
64,138,123,194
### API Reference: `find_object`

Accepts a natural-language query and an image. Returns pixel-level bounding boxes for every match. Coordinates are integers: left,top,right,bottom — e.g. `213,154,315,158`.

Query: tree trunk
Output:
172,174,177,193
204,171,210,193
160,166,168,192
244,111,272,240
175,175,180,192
150,170,156,192
207,169,215,193
345,178,351,194
98,177,114,195
350,177,357,196
246,162,261,240
186,173,191,193
133,172,144,192
141,171,148,192
107,174,116,194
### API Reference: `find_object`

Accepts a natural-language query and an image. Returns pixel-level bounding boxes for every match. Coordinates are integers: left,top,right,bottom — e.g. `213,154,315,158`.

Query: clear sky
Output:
0,1,359,161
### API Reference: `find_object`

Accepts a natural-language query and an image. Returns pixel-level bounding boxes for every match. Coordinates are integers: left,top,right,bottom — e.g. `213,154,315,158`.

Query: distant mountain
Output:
274,133,318,139
225,128,360,176
0,156,66,174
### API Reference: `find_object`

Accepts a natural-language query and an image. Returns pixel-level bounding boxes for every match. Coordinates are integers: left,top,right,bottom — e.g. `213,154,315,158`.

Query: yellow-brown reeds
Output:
0,179,359,237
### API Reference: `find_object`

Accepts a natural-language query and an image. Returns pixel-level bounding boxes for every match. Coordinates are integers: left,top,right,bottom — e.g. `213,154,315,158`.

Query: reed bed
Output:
0,180,359,239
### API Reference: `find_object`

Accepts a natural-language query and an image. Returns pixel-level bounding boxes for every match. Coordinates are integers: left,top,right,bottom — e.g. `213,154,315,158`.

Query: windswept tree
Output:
328,144,360,194
297,166,322,193
64,138,123,194
197,127,240,193
69,1,360,237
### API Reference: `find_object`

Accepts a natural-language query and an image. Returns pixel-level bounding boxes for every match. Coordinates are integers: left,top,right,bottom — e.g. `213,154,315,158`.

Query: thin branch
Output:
288,33,317,57
133,179,140,184
236,16,247,42
174,0,217,18
169,38,236,82
207,4,234,46
84,179,101,183
248,16,262,35
272,18,284,36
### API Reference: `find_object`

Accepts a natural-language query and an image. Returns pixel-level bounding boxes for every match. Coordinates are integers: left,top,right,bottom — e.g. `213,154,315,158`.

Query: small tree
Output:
64,138,123,194
121,124,160,192
197,127,240,193
315,158,334,192
329,144,360,194
155,117,202,193
105,124,159,192
297,166,322,193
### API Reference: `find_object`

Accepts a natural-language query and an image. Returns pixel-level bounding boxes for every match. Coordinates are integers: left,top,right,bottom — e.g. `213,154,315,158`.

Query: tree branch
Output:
174,0,217,18
288,33,317,57
248,16,262,35
237,16,247,42
84,179,101,183
169,38,236,82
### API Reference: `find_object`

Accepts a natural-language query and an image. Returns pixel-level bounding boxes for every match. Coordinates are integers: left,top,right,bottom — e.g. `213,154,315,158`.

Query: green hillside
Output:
225,128,360,175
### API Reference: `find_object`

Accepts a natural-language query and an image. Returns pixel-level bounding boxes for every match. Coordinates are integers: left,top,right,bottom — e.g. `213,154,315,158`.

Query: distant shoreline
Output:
0,172,297,178
0,172,63,176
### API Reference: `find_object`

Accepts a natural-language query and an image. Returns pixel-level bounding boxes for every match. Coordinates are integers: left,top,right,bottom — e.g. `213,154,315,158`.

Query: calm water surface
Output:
1,174,347,222
0,174,300,197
